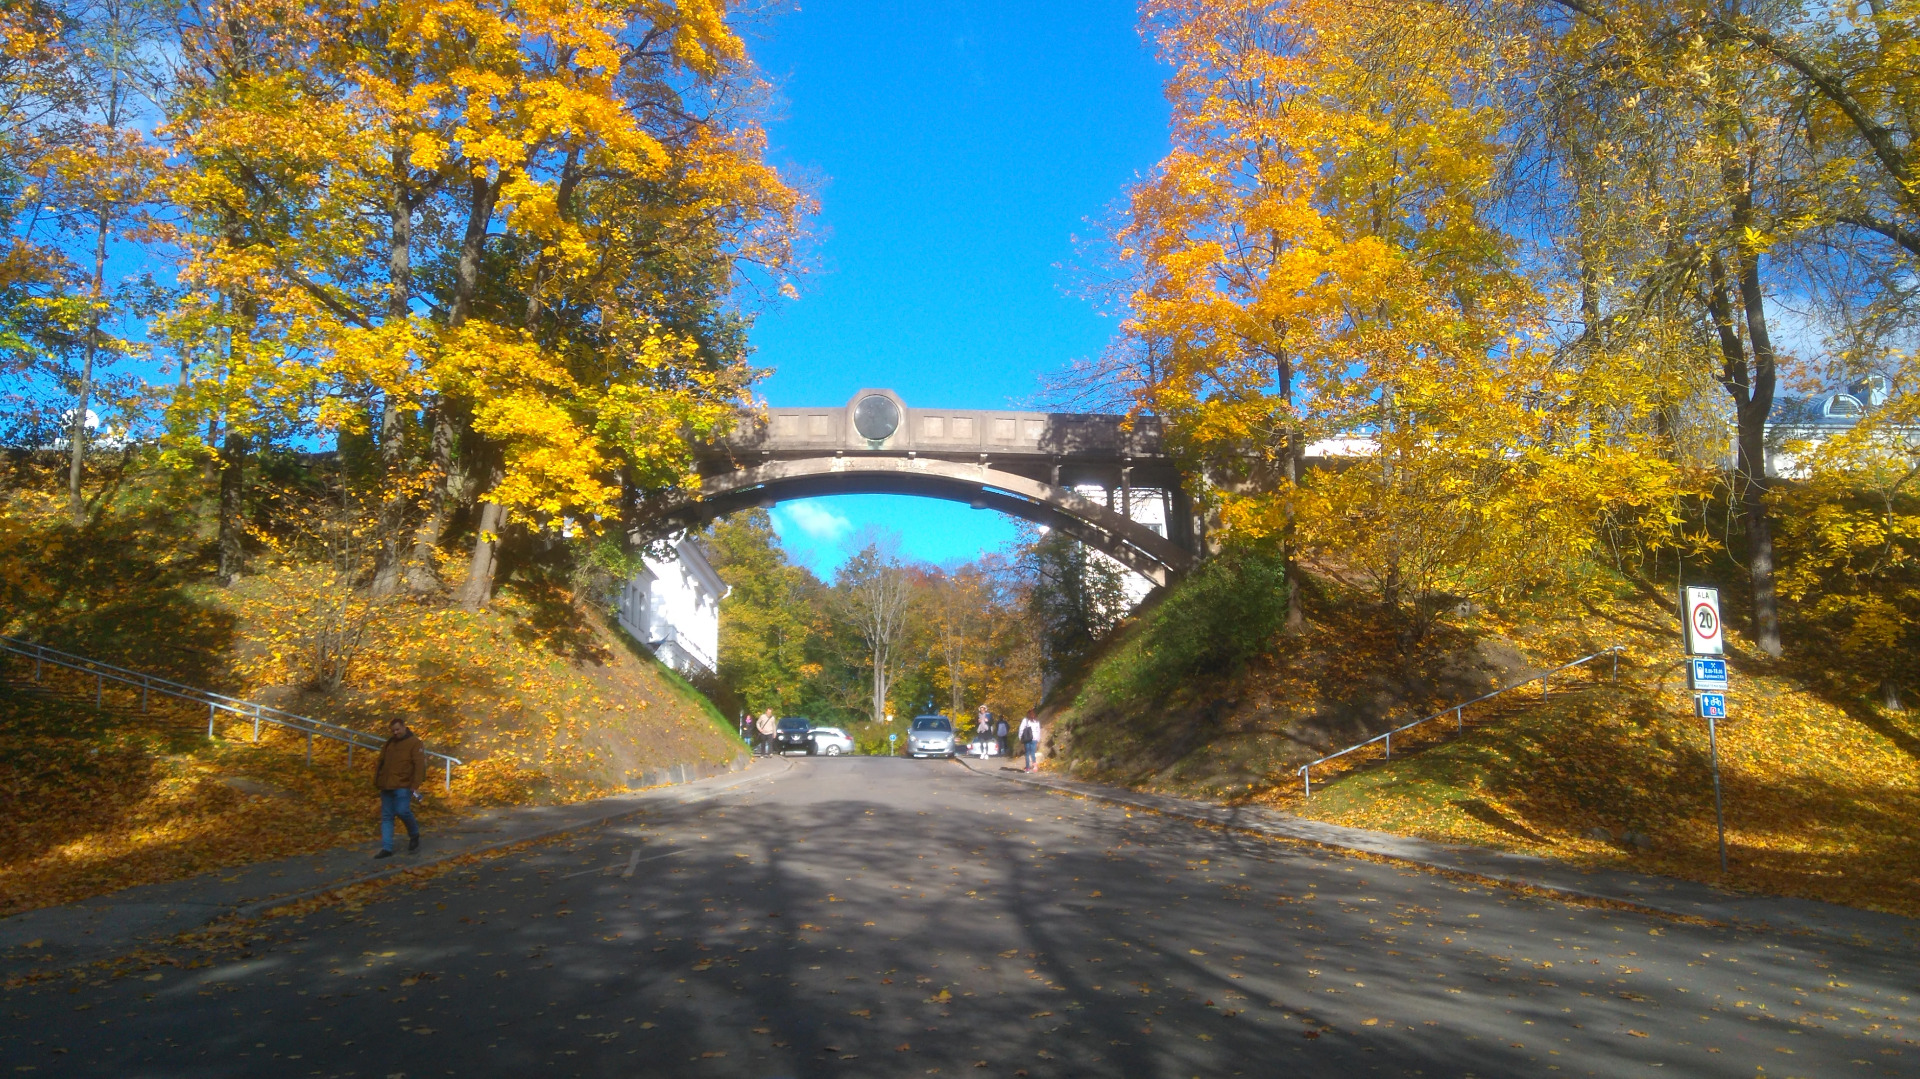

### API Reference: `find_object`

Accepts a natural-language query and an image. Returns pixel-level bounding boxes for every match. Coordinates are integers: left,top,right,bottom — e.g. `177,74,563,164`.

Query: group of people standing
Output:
976,705,1043,771
970,705,1009,758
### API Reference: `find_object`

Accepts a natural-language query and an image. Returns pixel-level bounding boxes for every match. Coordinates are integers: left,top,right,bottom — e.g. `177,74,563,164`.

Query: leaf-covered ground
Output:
0,597,744,917
1280,635,1920,918
0,467,744,917
1041,548,1920,918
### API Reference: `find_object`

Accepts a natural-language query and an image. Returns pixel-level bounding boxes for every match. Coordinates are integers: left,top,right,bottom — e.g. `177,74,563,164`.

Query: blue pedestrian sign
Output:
1690,658,1729,691
1696,692,1726,719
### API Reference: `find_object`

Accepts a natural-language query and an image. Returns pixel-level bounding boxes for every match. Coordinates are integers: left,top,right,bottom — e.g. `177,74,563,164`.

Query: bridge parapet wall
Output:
710,389,1169,466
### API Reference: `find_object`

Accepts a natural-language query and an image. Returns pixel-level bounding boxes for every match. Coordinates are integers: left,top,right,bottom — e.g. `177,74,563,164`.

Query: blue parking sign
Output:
1690,658,1729,691
1696,692,1726,719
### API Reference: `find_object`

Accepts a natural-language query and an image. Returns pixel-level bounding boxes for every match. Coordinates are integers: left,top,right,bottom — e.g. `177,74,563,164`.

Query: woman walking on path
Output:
1017,713,1041,772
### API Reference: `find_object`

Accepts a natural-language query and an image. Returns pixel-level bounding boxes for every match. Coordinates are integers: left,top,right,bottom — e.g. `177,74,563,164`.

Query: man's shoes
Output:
374,849,394,859
408,835,420,853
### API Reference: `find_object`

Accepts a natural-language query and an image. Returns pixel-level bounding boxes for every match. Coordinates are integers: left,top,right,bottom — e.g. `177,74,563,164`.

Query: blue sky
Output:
742,1,1168,576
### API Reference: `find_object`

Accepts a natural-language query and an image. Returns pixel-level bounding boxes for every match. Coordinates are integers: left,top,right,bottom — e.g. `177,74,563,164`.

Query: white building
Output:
1760,377,1908,479
614,535,728,679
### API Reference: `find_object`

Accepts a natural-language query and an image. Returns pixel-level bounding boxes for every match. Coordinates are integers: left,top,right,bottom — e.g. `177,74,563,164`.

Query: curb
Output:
953,756,1920,952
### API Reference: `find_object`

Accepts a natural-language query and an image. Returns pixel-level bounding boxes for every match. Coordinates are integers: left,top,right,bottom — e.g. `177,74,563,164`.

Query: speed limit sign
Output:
1684,586,1723,655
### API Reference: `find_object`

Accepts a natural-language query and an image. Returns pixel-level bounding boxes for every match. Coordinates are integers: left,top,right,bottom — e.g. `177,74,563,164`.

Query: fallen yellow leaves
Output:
1,491,743,916
1290,602,1920,917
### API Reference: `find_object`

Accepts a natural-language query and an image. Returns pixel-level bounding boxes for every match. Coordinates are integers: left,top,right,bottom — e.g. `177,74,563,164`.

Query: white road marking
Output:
558,848,686,880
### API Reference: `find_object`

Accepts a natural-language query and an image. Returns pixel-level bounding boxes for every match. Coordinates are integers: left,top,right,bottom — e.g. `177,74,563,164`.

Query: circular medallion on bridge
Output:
852,394,901,442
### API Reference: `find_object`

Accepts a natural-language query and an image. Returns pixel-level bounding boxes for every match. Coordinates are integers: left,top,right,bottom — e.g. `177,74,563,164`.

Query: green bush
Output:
1082,545,1292,709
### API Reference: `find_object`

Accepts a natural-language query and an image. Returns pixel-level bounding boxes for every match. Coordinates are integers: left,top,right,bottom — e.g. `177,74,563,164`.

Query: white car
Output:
906,715,956,758
809,726,854,755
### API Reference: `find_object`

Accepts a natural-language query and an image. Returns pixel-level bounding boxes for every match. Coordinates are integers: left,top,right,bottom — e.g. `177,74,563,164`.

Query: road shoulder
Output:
954,756,1920,954
1,756,792,981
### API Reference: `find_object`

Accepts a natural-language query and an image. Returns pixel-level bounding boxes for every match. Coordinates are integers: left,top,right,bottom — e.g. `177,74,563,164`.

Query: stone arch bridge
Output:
647,389,1198,586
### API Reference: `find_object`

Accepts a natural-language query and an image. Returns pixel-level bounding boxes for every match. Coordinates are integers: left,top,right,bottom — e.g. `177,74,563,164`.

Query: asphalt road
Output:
4,757,1915,1077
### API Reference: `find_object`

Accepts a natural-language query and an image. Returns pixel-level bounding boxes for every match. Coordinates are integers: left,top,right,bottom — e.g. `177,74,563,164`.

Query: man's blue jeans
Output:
380,788,419,852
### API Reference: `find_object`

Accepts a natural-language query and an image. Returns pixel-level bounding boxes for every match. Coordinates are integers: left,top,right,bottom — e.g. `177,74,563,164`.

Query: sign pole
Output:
1707,713,1727,875
1685,584,1729,877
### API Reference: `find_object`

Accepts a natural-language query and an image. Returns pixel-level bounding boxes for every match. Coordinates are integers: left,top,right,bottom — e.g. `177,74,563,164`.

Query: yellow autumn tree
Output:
160,0,805,607
1119,0,1688,643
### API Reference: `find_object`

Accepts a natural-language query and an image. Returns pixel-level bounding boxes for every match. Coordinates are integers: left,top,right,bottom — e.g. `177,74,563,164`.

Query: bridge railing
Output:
0,634,462,791
1296,646,1623,798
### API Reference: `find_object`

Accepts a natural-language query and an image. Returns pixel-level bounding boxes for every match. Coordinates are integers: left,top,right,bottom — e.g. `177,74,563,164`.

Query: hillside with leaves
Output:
1041,542,1920,916
0,454,742,915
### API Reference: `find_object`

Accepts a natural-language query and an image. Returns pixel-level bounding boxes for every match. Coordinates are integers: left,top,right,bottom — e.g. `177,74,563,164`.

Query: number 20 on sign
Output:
1684,586,1723,655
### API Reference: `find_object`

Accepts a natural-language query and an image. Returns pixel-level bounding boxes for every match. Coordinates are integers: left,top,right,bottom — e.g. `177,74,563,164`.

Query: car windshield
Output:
911,717,951,732
778,717,810,731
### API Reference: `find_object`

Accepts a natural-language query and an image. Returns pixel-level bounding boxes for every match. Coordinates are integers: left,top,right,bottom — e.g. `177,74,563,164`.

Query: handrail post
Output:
1384,730,1392,759
1611,648,1618,680
96,672,103,706
1542,671,1549,700
252,707,261,743
1455,705,1463,732
444,758,453,794
208,703,216,739
305,731,313,765
347,742,354,768
1301,765,1310,799
140,682,148,713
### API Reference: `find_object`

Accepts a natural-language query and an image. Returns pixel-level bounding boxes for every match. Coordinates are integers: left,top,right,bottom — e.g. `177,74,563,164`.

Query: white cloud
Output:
777,501,854,544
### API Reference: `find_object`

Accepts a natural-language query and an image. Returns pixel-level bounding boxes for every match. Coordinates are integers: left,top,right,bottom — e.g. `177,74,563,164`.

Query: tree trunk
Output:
369,167,416,597
448,175,499,329
1705,238,1782,659
68,207,111,526
1269,347,1306,634
449,175,503,602
871,644,890,725
455,495,506,611
406,404,455,593
216,431,249,585
1731,234,1782,659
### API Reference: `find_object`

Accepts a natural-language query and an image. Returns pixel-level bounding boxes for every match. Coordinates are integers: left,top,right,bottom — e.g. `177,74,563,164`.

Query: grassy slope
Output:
0,461,741,914
1045,548,1920,916
1046,548,1546,799
1285,619,1920,917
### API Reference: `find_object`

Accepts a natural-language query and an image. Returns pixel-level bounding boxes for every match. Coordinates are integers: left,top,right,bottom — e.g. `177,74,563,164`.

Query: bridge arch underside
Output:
663,458,1193,587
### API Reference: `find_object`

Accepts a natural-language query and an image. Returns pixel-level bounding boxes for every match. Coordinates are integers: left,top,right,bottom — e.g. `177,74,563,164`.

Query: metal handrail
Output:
0,634,462,792
1297,645,1623,798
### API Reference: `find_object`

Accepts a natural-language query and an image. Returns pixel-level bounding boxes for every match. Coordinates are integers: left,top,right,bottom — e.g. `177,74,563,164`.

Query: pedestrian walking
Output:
975,705,993,757
373,718,425,859
1018,713,1041,772
755,709,778,756
996,715,1010,758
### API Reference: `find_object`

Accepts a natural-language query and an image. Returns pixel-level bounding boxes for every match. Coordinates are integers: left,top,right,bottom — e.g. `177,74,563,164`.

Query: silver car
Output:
906,715,955,758
809,726,854,755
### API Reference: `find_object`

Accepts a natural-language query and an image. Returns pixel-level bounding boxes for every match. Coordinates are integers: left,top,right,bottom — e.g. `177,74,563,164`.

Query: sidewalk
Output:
956,757,1920,955
1,755,791,982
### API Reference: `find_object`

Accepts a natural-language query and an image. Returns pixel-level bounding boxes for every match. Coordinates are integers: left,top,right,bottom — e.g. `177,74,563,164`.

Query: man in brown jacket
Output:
374,718,425,859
